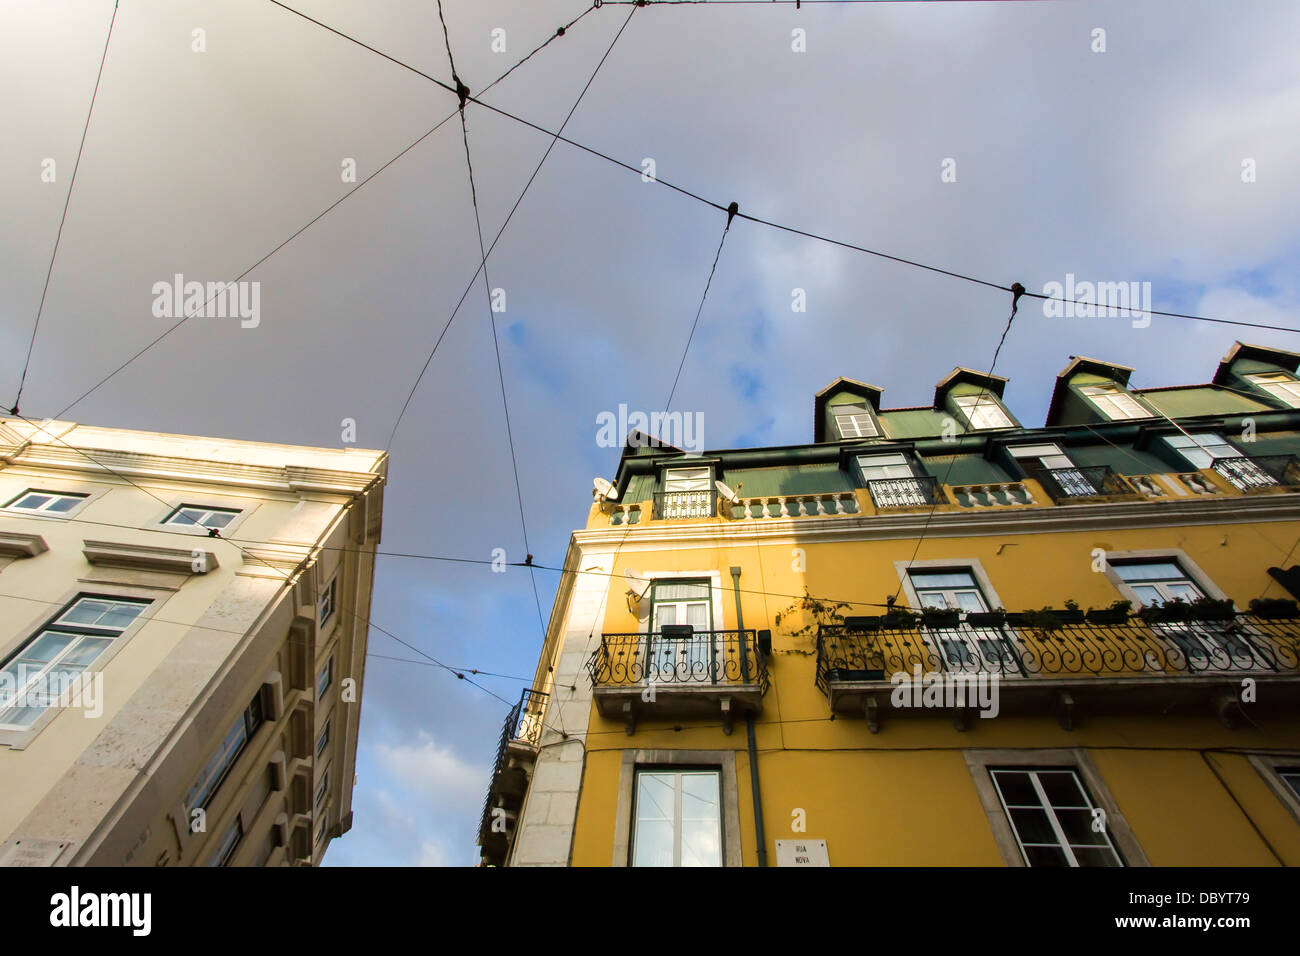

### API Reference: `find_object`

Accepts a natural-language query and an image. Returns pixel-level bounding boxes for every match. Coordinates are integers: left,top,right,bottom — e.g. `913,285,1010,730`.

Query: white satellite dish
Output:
592,476,619,501
624,569,652,600
715,480,741,505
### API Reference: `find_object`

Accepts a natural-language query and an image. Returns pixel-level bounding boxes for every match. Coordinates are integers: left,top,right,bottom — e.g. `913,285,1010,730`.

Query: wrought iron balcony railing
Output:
654,490,716,519
867,475,944,509
476,687,549,857
1031,465,1135,503
588,628,768,692
816,615,1300,690
1212,454,1300,492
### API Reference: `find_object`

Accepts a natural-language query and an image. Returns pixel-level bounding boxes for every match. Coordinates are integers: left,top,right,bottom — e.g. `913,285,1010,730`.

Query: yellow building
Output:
481,341,1300,867
0,416,386,865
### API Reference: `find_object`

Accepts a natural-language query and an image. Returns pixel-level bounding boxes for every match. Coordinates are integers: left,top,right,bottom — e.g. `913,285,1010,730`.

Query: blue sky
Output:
3,0,1299,865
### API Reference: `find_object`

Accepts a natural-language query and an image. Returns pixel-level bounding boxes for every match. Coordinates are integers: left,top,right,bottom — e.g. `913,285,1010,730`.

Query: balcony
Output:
867,476,944,509
653,490,715,519
949,482,1035,508
476,688,548,866
1212,455,1300,493
587,628,768,734
1031,465,1139,503
816,615,1299,731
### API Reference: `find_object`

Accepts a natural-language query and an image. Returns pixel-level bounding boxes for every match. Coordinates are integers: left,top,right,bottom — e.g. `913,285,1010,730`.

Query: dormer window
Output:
1079,383,1151,421
953,395,1013,430
832,405,878,439
1247,372,1300,408
658,467,714,519
663,467,711,492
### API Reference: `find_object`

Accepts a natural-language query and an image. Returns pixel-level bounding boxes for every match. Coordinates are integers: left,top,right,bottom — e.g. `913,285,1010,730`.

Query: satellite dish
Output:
624,569,652,599
592,477,619,501
715,480,741,505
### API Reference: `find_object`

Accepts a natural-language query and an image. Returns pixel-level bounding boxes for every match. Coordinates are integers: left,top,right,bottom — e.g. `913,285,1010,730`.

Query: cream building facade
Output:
0,416,386,866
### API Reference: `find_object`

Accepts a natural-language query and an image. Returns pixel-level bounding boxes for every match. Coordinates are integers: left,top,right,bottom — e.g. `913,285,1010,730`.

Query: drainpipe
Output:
731,566,767,867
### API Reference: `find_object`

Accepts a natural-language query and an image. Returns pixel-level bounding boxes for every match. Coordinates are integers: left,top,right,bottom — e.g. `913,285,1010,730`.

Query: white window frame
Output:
662,467,712,492
856,453,915,481
989,767,1125,867
1246,372,1300,407
163,504,242,531
1162,432,1240,470
0,595,149,738
317,654,334,699
612,749,742,867
832,405,878,439
1079,383,1151,421
319,576,337,628
953,394,1013,430
1,489,90,516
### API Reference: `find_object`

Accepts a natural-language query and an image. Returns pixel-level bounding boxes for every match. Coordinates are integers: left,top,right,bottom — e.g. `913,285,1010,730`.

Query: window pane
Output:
1024,845,1071,867
61,637,113,667
654,582,710,602
46,496,82,513
1114,562,1185,582
1056,808,1109,846
1009,807,1057,845
20,632,77,662
1036,771,1087,808
910,571,977,590
172,509,201,525
205,510,236,529
1072,846,1122,867
1009,444,1063,458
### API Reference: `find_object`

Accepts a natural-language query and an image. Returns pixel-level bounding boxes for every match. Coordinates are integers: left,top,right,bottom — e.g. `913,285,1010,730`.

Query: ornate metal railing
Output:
654,490,715,519
815,615,1300,690
1212,455,1300,491
867,476,943,509
476,688,549,849
588,628,768,692
1031,465,1134,503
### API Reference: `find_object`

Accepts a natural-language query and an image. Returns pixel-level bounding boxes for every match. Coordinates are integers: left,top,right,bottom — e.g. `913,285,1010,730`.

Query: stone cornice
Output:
0,531,48,559
82,540,217,574
575,492,1300,549
4,444,383,496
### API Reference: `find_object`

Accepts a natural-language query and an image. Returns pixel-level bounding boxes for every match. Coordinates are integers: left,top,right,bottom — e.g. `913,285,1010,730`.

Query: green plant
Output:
1020,607,1064,631
1063,598,1080,612
1110,599,1132,613
773,588,851,639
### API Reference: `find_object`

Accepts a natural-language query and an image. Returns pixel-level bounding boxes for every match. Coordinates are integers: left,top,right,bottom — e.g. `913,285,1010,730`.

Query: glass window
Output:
649,581,712,679
832,405,878,439
319,577,336,627
856,453,914,481
1279,768,1300,800
315,768,330,810
1114,561,1203,606
953,395,1013,430
0,595,148,730
663,468,711,492
316,719,331,757
1079,384,1151,421
206,817,243,867
185,692,264,816
1163,433,1239,470
317,656,334,698
3,490,89,515
631,769,723,867
990,768,1123,867
1008,443,1075,470
164,505,240,529
1247,372,1300,407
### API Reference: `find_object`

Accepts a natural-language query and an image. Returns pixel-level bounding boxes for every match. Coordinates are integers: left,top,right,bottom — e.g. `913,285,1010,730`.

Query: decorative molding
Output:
236,544,312,580
0,531,48,559
576,489,1300,549
82,540,217,574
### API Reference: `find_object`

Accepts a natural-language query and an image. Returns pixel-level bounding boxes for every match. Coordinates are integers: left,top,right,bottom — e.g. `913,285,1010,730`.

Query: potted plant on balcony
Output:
881,605,920,629
1139,597,1191,624
921,607,962,629
1009,607,1066,631
1085,599,1132,625
965,608,1007,628
1056,599,1086,624
1249,597,1299,619
1189,596,1236,621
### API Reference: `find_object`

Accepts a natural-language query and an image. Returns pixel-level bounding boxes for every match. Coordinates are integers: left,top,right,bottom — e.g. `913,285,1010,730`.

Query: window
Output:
1009,443,1101,497
185,692,264,817
631,769,722,867
1114,561,1250,665
910,569,989,614
832,405,878,439
953,394,1013,430
317,656,334,698
989,768,1123,867
3,489,88,515
648,581,712,680
1163,432,1240,470
206,817,242,867
164,505,240,530
1279,768,1300,800
663,468,711,492
315,768,330,810
1008,443,1074,470
316,719,331,758
909,569,1009,669
1079,383,1151,420
856,453,915,481
315,817,328,848
319,577,337,628
0,596,149,730
1247,372,1300,407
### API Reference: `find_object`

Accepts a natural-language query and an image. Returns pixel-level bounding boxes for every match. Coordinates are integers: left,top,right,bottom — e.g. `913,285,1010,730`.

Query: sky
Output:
2,0,1298,866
